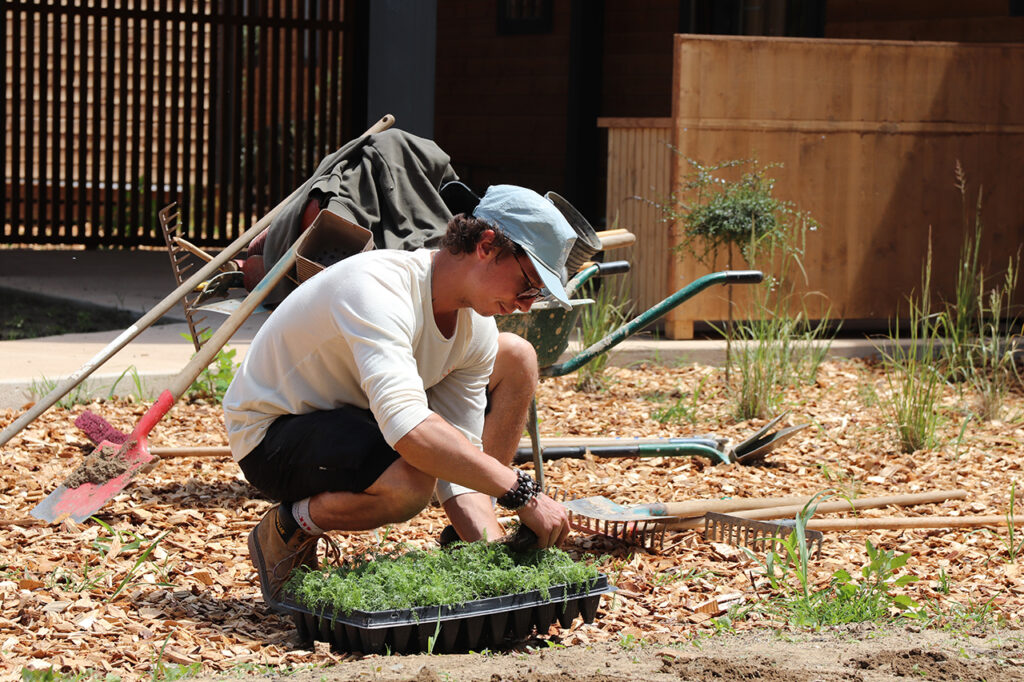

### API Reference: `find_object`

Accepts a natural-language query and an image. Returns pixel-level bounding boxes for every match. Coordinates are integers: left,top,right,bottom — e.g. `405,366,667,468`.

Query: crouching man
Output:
223,185,576,607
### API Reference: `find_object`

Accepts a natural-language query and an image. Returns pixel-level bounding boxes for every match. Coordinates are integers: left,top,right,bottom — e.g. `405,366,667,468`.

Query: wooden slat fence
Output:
3,0,350,248
599,117,674,321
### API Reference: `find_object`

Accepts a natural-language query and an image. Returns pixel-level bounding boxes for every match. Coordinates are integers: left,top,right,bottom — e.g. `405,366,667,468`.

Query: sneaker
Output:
247,504,319,612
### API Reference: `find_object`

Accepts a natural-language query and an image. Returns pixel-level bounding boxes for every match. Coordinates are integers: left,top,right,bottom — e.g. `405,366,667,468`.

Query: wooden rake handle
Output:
667,489,968,531
805,516,1021,530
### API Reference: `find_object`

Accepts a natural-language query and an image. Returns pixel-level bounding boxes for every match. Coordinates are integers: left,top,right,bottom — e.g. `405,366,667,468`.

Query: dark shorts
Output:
238,405,400,502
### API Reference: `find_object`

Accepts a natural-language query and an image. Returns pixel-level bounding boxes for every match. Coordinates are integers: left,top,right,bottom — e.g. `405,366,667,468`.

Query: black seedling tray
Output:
280,574,614,654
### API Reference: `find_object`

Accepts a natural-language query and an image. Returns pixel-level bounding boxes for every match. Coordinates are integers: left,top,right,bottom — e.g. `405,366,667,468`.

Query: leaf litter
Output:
0,358,1022,678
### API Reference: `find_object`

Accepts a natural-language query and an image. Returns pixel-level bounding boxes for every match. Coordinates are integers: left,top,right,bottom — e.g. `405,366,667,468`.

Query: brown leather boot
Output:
247,504,319,611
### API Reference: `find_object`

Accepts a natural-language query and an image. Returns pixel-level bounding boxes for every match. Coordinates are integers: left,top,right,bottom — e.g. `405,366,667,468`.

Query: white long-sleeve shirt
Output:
223,248,498,467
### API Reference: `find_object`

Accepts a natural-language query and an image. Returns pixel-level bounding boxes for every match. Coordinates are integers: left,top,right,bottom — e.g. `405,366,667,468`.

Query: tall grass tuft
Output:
877,240,947,453
573,274,632,393
724,225,835,421
965,261,1021,421
931,163,1021,423
729,305,833,421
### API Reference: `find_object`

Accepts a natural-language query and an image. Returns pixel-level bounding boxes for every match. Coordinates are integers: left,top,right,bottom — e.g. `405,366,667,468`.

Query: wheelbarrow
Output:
495,262,764,490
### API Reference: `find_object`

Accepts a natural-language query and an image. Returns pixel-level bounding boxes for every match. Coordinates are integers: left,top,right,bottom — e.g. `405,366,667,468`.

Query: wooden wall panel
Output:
664,35,1024,338
600,118,673,319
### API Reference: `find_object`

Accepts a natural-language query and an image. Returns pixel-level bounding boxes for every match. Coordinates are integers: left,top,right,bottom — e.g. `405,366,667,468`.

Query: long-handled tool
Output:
30,228,315,523
0,114,395,449
513,413,809,467
672,489,968,531
555,495,816,551
704,512,825,558
561,489,968,550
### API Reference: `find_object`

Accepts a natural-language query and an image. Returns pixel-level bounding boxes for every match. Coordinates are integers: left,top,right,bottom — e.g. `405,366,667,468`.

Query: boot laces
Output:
269,534,320,596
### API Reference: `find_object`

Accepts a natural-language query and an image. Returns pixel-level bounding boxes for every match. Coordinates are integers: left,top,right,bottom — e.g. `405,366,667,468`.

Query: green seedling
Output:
1002,481,1024,562
934,595,1007,635
30,375,88,408
106,365,151,402
285,540,600,617
617,632,648,650
651,375,710,425
182,331,239,403
151,632,202,681
47,561,109,593
425,615,442,655
108,529,171,602
936,568,951,595
651,566,710,586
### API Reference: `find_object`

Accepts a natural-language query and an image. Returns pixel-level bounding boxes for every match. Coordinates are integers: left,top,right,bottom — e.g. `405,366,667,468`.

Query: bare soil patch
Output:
218,628,1023,681
1,359,1023,679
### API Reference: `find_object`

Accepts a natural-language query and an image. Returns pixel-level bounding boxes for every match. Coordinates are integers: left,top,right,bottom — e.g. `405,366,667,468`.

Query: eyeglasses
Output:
512,253,543,301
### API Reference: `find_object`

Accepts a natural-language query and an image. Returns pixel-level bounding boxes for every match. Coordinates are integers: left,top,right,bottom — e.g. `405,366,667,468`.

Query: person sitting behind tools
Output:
223,185,576,608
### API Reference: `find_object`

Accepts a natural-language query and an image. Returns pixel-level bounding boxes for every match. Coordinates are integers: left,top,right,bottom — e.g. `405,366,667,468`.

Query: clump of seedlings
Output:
284,540,600,617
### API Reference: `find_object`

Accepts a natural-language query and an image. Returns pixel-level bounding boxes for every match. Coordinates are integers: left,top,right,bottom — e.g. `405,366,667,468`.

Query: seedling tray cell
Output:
281,574,614,654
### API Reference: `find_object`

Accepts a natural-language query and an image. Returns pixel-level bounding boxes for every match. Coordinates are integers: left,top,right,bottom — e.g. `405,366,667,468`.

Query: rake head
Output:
548,489,673,551
703,512,824,558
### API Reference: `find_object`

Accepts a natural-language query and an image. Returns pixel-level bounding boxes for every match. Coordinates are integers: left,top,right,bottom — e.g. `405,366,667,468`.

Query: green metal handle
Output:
544,269,763,377
513,440,730,465
565,260,631,298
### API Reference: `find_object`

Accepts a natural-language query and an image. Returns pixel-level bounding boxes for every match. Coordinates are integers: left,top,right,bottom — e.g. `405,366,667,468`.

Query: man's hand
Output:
516,492,569,549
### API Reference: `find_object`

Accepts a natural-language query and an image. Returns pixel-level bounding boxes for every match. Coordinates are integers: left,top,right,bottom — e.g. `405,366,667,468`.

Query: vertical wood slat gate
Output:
2,0,350,248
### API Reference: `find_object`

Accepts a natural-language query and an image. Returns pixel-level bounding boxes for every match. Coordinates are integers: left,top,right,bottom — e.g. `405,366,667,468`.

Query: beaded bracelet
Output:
496,469,540,511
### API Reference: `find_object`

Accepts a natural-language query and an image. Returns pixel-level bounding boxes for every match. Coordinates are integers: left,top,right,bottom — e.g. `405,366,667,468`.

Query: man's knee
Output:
493,332,538,388
369,460,436,523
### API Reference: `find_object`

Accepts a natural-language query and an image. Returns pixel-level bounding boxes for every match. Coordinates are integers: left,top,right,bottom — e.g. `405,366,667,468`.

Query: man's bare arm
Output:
394,414,568,548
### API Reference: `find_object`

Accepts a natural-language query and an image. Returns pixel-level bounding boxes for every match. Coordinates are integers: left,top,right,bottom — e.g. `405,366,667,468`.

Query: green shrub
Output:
182,331,239,403
748,495,921,628
661,156,834,415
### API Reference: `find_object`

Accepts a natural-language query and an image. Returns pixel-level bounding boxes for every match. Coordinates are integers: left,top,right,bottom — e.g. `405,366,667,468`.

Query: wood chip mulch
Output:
2,358,1023,677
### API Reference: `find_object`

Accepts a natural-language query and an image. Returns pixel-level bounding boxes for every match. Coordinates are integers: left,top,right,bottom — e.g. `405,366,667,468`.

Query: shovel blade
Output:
31,438,155,523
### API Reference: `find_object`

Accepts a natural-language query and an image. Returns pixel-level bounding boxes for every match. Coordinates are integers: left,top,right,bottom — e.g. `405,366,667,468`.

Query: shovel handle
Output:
128,390,177,441
169,229,313,399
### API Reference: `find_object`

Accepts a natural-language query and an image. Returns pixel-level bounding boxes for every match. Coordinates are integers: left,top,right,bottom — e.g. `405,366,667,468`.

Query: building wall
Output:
433,1,574,195
433,0,682,202
825,0,1024,42
600,1,680,119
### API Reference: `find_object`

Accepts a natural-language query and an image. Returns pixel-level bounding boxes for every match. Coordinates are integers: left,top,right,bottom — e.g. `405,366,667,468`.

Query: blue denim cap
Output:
473,185,577,310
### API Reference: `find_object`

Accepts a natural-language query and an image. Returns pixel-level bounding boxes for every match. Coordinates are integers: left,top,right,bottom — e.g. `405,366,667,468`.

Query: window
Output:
497,0,553,35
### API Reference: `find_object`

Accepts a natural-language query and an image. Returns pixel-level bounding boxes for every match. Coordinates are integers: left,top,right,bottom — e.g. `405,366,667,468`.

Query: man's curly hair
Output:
440,213,519,256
